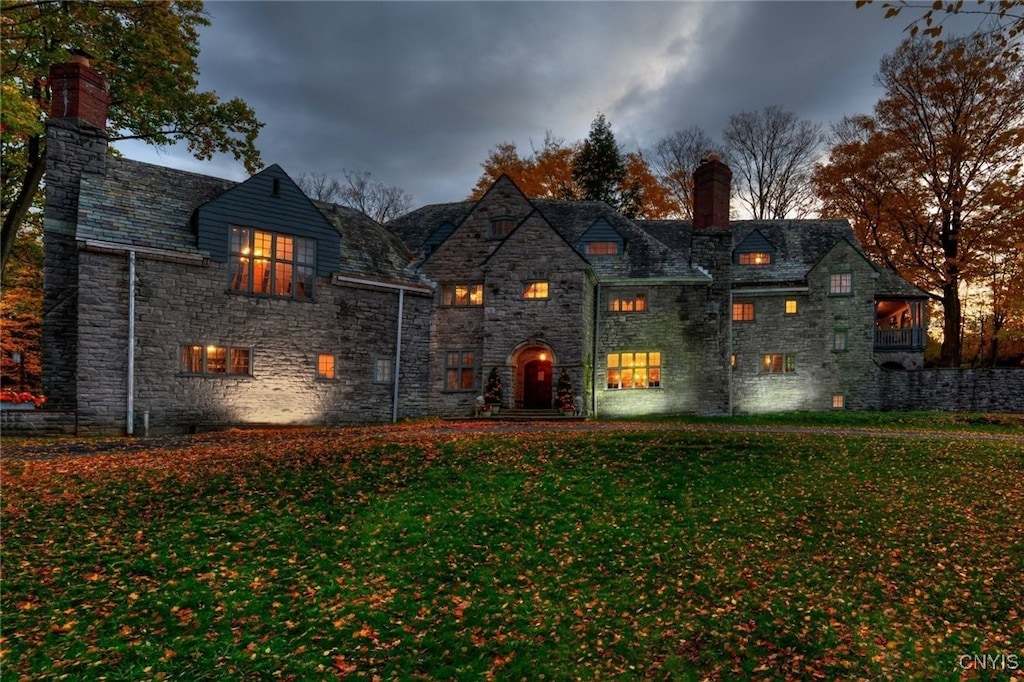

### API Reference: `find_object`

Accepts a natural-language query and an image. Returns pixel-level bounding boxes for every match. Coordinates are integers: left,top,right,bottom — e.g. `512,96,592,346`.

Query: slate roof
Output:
77,157,235,255
315,202,421,285
728,220,856,286
386,201,475,252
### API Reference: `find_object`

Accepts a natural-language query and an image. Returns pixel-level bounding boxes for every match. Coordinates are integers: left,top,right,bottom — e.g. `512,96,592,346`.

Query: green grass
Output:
2,424,1022,680
617,410,1024,433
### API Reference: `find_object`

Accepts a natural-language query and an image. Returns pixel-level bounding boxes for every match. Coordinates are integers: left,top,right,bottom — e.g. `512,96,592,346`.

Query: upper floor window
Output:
586,241,619,256
181,344,251,376
785,299,798,315
441,283,483,307
829,273,853,296
316,353,336,380
488,218,516,240
230,227,315,300
609,292,647,312
607,351,661,389
523,282,549,300
738,252,772,265
732,302,755,321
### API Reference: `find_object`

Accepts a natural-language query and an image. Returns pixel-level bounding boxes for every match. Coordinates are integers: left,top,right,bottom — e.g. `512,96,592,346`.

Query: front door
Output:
523,359,553,409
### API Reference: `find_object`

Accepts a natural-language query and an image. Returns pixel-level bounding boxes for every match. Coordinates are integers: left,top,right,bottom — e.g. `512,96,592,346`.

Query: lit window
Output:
761,353,796,374
730,354,737,368
586,241,619,255
829,273,853,295
832,394,845,409
833,330,848,351
444,350,476,391
738,252,772,265
181,345,251,376
523,282,549,299
785,299,798,315
230,227,315,300
317,353,335,380
606,352,661,390
441,283,483,307
609,292,647,312
732,302,755,321
374,358,393,384
488,218,516,239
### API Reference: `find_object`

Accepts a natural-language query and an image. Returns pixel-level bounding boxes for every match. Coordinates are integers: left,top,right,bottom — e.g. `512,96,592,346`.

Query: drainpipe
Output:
592,282,600,417
392,288,404,424
728,287,734,417
127,250,136,435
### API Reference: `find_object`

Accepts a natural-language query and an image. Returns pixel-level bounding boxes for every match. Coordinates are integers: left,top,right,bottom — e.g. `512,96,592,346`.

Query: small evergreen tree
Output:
484,367,504,406
572,113,627,210
556,368,574,411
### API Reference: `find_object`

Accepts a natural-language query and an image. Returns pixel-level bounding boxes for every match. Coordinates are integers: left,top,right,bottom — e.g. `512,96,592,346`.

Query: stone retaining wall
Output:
1,409,77,436
880,368,1024,413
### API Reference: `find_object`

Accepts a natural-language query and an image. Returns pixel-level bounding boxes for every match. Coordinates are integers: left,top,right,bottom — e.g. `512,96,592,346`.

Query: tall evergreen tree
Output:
572,113,627,209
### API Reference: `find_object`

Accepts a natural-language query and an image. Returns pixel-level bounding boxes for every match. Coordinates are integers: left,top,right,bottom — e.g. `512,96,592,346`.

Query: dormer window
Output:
738,251,772,265
488,217,516,239
229,227,315,300
586,241,619,256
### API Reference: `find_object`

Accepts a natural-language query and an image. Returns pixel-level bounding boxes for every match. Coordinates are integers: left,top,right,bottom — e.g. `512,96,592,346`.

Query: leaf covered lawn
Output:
1,424,1022,680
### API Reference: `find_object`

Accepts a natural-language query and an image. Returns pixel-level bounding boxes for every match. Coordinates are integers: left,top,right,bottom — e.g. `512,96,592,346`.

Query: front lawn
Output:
1,425,1021,680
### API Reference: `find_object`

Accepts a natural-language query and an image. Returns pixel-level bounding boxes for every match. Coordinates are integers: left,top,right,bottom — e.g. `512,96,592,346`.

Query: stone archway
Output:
510,342,557,409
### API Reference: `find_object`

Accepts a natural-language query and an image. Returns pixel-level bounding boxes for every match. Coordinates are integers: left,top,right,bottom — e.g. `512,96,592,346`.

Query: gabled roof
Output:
76,157,235,255
315,202,421,285
729,220,856,286
386,201,475,252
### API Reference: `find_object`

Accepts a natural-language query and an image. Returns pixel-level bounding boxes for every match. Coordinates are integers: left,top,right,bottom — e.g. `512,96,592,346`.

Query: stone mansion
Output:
42,58,929,434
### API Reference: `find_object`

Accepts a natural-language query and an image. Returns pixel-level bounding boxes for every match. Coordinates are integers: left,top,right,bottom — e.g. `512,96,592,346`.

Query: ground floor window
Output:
182,345,251,376
761,353,796,374
444,350,476,391
316,353,336,380
375,358,393,384
832,393,845,409
607,351,661,389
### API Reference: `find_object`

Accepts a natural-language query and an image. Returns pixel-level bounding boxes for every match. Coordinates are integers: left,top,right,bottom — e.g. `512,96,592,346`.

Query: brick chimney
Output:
692,157,731,230
48,50,109,129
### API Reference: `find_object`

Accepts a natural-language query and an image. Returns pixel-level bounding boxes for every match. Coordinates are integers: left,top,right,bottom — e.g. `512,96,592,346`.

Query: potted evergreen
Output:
556,368,574,416
484,367,503,415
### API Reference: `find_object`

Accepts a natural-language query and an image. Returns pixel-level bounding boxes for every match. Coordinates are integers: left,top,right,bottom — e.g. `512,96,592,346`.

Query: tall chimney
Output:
48,50,109,129
692,157,731,230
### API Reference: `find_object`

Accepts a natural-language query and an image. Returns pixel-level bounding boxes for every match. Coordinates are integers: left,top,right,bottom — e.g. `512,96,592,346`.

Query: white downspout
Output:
592,282,600,417
728,288,734,417
127,250,136,435
392,288,404,423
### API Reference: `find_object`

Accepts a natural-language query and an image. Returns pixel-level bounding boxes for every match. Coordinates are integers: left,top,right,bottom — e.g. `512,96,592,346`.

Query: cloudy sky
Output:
117,1,979,208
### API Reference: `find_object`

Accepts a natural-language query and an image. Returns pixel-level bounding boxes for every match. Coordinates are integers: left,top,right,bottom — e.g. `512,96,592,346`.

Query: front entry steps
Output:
471,408,585,421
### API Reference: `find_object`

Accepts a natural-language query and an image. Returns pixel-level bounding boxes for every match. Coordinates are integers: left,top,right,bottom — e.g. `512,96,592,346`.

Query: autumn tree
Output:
298,170,412,224
814,35,1024,366
858,0,1023,57
647,126,728,219
723,105,824,220
1,0,264,277
0,217,42,392
470,118,677,218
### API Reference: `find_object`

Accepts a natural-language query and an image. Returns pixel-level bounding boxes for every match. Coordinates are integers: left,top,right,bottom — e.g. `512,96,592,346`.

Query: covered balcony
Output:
875,299,926,351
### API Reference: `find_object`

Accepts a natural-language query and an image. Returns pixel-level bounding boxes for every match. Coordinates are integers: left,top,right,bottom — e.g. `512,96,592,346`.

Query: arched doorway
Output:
511,343,556,409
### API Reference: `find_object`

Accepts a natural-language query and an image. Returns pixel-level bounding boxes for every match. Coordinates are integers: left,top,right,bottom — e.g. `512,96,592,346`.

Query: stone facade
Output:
46,61,1005,435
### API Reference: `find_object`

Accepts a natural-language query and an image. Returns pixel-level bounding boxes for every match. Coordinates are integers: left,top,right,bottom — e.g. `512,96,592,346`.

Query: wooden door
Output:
523,359,553,409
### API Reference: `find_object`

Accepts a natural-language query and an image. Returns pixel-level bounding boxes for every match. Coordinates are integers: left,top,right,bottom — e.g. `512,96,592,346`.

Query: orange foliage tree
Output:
1,218,42,392
814,35,1024,366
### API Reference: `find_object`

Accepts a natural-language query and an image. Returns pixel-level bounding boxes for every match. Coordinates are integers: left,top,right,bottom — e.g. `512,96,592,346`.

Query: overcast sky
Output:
117,1,980,208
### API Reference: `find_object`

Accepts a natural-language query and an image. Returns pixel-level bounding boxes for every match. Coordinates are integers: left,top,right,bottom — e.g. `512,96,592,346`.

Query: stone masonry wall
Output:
881,369,1024,413
74,249,431,434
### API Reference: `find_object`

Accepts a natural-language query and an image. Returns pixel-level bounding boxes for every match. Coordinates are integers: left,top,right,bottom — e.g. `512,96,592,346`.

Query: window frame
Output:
374,358,394,385
441,283,484,307
760,353,796,374
229,226,315,300
832,394,845,409
785,299,798,315
488,217,517,240
833,329,849,352
738,251,772,265
608,291,648,313
181,344,252,377
732,302,755,321
316,353,336,381
586,241,619,256
522,281,550,300
829,272,853,296
443,350,477,392
606,351,662,390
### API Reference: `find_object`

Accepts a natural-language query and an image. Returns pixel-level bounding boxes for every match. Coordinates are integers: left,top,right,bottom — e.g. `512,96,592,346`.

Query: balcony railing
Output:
874,327,925,351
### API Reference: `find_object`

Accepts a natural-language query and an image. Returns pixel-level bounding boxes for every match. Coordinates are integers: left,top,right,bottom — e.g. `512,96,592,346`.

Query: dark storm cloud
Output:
118,1,976,208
